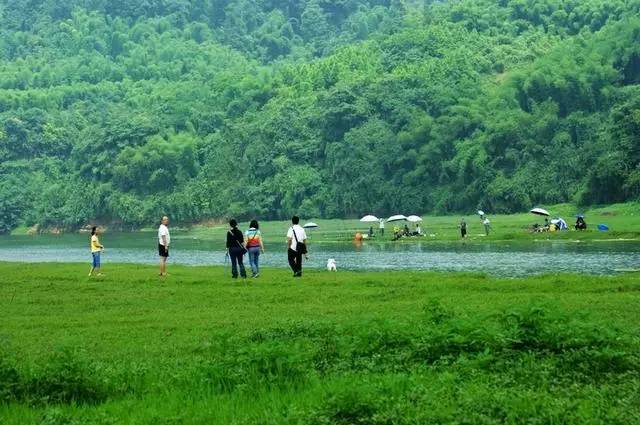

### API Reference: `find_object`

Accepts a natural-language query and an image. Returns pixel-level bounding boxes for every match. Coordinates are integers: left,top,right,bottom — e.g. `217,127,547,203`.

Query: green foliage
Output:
1,0,640,232
0,349,111,406
1,264,640,422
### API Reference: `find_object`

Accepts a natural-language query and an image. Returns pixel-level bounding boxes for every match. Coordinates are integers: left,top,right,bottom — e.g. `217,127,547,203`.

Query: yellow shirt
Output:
91,235,102,253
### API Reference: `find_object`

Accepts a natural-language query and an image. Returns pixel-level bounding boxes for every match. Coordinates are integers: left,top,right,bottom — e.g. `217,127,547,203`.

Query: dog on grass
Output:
326,258,337,272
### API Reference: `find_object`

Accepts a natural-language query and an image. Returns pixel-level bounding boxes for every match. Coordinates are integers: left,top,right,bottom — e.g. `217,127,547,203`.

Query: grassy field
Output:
182,202,640,244
1,263,640,424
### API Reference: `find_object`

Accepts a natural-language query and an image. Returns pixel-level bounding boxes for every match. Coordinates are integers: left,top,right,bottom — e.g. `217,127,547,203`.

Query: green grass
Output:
1,263,640,424
183,202,640,244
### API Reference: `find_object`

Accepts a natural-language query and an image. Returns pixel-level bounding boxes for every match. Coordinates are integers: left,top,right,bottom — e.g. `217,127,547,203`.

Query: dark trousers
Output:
229,247,247,278
288,248,303,276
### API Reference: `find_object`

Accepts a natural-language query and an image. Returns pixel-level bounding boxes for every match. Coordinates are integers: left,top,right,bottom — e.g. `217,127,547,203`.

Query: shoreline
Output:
6,229,640,245
1,261,638,277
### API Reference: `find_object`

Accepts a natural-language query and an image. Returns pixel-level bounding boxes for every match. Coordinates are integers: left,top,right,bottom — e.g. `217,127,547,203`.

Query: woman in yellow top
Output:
89,226,104,276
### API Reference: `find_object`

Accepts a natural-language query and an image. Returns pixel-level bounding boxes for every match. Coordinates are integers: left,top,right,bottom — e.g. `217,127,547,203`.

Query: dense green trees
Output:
0,0,639,231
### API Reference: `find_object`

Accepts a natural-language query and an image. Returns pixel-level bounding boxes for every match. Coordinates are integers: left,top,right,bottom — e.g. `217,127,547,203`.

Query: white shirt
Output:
483,218,490,225
287,225,307,252
158,224,170,246
379,220,385,229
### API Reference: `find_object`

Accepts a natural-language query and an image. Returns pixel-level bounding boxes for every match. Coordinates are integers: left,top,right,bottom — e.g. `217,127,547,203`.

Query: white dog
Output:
326,258,337,272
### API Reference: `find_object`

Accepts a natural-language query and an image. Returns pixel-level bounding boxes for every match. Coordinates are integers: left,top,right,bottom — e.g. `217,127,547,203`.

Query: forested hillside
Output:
1,0,639,231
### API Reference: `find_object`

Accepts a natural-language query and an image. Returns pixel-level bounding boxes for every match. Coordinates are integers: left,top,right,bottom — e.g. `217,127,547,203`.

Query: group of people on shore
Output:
88,215,309,279
459,215,491,239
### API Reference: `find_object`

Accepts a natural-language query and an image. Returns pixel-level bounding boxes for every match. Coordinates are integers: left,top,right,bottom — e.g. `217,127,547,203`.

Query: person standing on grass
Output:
483,216,491,236
287,215,308,277
158,216,170,276
226,219,247,279
89,226,104,276
245,219,265,278
459,218,467,239
379,219,385,237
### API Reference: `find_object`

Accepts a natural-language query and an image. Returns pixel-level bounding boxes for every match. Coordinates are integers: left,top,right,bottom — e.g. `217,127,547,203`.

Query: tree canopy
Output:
1,0,639,231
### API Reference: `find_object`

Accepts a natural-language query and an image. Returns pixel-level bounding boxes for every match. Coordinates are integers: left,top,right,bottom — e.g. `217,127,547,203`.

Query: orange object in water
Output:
354,232,363,241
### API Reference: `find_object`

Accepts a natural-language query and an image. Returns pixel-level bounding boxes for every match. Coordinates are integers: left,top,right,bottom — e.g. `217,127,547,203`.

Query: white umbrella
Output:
530,207,550,216
303,222,318,229
406,215,422,223
477,210,485,216
387,214,407,222
360,215,379,223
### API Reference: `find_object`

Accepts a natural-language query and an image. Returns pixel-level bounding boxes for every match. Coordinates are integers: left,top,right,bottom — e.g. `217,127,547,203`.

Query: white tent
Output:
551,218,568,230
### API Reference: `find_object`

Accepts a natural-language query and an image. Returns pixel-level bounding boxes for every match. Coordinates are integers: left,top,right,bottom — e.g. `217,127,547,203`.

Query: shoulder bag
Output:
229,230,247,255
291,227,307,255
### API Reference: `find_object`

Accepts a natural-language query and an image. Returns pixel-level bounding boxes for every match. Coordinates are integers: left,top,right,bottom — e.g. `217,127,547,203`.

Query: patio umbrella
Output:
477,210,485,216
360,215,379,223
303,222,319,229
575,214,585,218
530,207,550,216
406,215,423,223
387,214,407,222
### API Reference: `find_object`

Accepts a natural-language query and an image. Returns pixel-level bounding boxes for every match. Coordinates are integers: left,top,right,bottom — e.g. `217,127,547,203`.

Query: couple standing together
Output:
225,215,308,278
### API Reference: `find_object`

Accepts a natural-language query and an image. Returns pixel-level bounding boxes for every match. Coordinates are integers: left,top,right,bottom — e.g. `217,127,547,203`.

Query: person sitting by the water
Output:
368,226,374,238
530,223,543,233
403,224,410,236
575,217,587,230
415,224,422,235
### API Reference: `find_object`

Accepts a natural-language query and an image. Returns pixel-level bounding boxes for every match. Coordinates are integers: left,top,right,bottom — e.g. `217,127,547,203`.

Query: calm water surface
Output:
0,233,639,277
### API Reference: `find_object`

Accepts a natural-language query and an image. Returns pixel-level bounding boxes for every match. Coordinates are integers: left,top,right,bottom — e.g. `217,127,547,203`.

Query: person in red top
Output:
245,220,265,278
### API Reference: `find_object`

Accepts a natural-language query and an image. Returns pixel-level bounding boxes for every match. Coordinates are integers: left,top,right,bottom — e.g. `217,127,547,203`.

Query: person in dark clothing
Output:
226,218,247,279
575,217,587,230
287,215,308,277
459,218,467,239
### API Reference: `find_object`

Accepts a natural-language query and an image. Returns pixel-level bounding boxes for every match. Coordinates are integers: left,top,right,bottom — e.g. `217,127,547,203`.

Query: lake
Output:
1,232,639,277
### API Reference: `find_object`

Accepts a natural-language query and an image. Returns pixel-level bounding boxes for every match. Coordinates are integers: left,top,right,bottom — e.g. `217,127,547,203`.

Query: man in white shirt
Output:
483,217,491,236
158,216,170,276
379,219,385,237
286,215,307,277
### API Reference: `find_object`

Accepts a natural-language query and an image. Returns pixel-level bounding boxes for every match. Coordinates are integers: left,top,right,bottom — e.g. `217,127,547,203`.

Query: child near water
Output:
89,226,104,276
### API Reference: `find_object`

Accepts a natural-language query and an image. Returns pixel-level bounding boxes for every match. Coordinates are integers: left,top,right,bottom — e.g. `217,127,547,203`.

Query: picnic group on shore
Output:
89,215,307,279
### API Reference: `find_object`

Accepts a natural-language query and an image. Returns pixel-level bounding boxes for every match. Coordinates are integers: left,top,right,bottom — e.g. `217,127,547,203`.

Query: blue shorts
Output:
92,252,101,268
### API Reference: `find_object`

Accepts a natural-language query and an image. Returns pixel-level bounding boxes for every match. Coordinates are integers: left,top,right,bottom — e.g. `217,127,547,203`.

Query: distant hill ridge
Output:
0,0,639,231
